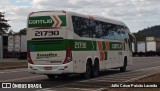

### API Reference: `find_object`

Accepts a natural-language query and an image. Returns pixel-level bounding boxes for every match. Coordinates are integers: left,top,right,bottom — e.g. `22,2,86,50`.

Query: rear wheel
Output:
82,61,92,79
92,60,99,77
120,57,127,72
47,74,56,79
58,74,69,79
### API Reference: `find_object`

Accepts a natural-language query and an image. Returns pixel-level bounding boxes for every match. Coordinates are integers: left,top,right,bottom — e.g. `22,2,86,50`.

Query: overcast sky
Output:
0,0,160,33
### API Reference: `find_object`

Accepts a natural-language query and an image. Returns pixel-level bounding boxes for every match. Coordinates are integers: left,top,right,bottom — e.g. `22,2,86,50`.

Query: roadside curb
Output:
0,65,27,70
0,61,27,70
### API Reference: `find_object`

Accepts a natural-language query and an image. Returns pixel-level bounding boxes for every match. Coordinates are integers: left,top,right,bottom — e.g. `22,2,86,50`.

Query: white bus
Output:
27,10,135,79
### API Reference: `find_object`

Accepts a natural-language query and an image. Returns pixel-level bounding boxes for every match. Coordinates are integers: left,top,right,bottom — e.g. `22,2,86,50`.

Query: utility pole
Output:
0,12,10,61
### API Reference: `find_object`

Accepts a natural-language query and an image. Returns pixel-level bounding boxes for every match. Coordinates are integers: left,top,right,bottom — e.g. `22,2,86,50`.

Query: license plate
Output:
44,67,52,70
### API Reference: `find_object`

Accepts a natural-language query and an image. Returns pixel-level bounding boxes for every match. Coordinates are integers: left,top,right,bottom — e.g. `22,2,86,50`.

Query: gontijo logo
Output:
112,44,122,49
29,19,52,24
110,42,124,50
28,15,66,28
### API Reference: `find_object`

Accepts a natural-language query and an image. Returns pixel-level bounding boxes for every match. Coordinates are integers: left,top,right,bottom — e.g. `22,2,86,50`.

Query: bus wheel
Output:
93,60,99,77
46,74,56,79
58,74,69,79
82,61,92,79
120,57,127,72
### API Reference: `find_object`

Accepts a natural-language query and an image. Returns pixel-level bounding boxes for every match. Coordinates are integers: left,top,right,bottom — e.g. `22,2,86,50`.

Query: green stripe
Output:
27,40,67,51
28,15,66,28
69,40,94,51
59,15,66,26
27,39,124,52
28,16,54,28
109,42,124,50
104,52,107,60
102,42,106,50
92,41,97,50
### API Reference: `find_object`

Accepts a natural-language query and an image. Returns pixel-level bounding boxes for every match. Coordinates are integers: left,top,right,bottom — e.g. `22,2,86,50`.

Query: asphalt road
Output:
0,57,160,91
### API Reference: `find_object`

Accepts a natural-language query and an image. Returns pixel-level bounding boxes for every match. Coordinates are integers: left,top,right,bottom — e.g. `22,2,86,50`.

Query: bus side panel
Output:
72,51,93,73
126,51,132,65
92,51,104,70
106,51,113,69
105,41,127,69
124,42,132,66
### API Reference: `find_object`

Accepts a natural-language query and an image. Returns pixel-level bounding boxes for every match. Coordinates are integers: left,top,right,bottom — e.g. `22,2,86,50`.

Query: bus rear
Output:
27,11,73,75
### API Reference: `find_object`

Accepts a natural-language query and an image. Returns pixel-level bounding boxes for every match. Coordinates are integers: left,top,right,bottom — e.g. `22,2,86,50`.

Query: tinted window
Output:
72,16,128,40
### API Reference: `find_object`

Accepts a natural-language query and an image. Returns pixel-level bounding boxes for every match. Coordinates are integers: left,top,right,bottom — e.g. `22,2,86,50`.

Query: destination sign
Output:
28,15,66,28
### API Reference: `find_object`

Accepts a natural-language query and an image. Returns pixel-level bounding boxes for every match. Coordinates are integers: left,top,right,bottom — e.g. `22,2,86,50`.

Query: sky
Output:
0,0,160,33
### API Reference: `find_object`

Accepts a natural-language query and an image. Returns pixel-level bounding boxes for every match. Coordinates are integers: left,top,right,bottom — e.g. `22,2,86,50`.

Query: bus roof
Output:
67,11,127,27
28,10,130,32
29,10,125,25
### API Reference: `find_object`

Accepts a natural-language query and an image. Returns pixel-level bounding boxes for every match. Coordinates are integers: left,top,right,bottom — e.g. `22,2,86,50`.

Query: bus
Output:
27,10,135,79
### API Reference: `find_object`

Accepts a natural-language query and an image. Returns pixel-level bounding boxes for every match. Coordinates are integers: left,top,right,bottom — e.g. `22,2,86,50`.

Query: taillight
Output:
63,46,72,64
27,48,34,64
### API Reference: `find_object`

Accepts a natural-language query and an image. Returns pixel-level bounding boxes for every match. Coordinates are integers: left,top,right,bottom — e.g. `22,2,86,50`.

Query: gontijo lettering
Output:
112,44,122,49
28,15,66,28
29,19,53,24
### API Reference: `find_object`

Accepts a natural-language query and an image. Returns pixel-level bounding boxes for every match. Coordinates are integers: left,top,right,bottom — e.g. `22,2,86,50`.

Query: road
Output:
0,57,160,91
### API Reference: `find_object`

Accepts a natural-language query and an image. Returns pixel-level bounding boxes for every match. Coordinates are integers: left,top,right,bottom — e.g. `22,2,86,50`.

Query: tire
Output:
120,57,127,72
58,74,69,78
93,60,99,77
47,74,56,79
82,61,92,79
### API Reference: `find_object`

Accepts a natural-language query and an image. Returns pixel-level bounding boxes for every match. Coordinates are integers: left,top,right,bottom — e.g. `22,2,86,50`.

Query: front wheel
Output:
120,57,127,72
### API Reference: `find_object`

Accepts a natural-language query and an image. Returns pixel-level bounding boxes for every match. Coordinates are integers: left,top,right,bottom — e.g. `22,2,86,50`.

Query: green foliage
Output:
18,28,27,35
0,12,10,33
133,25,160,41
139,25,160,37
132,33,145,41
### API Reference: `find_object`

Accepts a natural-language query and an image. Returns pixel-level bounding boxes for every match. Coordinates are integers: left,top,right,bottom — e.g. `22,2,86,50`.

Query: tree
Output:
133,25,160,41
132,32,145,41
0,12,10,34
18,28,27,35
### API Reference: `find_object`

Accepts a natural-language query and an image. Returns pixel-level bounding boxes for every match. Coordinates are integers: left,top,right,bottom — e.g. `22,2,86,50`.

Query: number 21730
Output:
35,30,59,36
